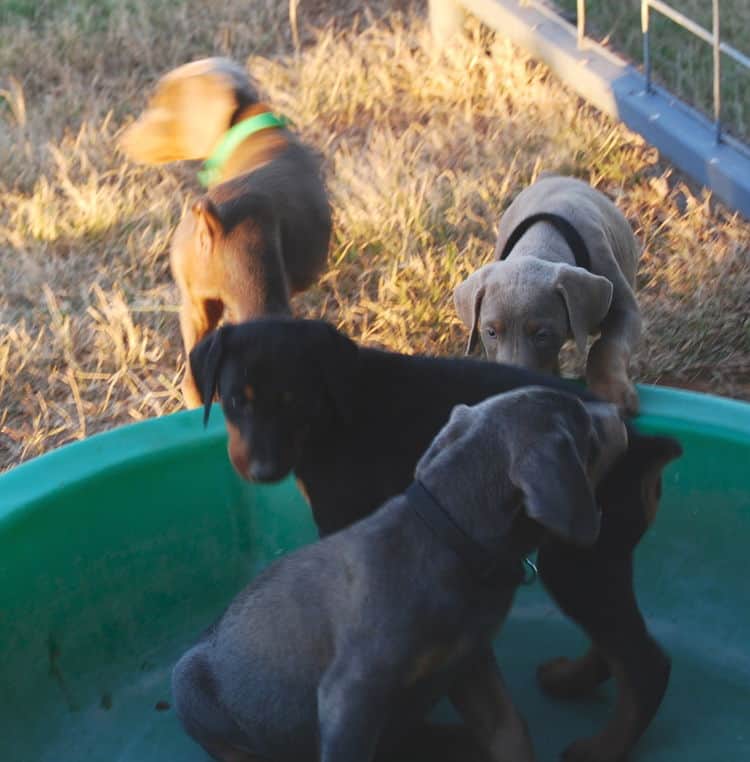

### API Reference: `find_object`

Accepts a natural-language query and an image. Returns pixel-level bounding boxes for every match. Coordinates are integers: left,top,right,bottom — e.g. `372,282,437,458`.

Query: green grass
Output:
1,0,127,27
555,0,750,142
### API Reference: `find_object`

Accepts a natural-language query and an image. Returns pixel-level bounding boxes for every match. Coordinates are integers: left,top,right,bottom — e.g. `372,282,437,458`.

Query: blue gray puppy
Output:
172,387,628,762
455,176,642,416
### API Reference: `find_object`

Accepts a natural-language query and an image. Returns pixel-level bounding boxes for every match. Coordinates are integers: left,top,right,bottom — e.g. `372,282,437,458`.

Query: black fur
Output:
190,317,683,760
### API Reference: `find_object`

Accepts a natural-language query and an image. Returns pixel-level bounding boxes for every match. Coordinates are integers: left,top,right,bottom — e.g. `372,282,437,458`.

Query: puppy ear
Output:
317,322,358,425
189,326,230,426
554,264,613,354
179,61,254,158
454,270,487,355
192,197,223,258
415,403,476,473
510,425,600,546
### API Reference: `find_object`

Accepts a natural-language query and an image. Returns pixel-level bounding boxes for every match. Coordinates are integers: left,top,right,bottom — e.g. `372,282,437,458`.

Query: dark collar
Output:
498,212,592,271
405,480,524,587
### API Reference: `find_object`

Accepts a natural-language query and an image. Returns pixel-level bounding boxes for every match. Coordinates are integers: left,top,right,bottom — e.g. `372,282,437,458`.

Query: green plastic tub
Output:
1,385,748,761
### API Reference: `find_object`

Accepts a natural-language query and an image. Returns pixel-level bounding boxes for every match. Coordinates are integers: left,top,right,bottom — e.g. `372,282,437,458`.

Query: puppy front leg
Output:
317,660,389,762
449,648,535,762
586,300,642,416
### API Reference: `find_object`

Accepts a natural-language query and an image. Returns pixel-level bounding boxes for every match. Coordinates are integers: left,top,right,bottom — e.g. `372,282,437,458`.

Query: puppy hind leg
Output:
172,648,258,762
538,547,669,761
317,659,392,762
562,636,670,762
449,649,535,762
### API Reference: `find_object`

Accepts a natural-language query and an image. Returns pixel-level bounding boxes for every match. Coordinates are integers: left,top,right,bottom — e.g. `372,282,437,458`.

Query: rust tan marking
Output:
243,384,255,402
295,478,311,505
642,465,665,526
537,647,611,698
226,420,251,481
563,658,640,760
404,644,458,686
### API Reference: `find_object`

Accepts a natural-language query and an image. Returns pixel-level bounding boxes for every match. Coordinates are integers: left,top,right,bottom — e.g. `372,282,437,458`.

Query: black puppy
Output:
191,318,682,762
174,388,629,762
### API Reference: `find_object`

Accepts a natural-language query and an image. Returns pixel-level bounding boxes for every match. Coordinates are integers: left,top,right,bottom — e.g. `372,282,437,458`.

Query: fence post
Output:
642,0,653,94
577,0,586,48
429,0,466,46
713,0,722,143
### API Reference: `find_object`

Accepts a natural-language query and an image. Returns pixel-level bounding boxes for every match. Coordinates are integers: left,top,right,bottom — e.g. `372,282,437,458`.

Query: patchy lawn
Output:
1,0,748,471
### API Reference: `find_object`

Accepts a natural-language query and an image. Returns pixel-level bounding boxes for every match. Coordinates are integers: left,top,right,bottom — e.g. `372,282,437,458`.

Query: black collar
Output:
498,212,592,271
405,480,524,587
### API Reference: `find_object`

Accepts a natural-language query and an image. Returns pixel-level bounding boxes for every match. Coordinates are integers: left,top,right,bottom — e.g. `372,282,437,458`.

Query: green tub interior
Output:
1,385,748,761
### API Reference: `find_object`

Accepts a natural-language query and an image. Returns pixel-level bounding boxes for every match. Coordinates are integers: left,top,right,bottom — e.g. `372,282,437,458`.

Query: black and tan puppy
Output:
120,58,331,406
174,388,629,762
190,318,682,762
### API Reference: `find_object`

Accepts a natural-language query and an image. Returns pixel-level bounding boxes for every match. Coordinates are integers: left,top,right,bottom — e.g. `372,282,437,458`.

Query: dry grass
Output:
1,0,749,472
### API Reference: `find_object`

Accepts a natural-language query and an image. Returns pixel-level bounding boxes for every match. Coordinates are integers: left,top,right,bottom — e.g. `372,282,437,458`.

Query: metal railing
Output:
576,0,750,144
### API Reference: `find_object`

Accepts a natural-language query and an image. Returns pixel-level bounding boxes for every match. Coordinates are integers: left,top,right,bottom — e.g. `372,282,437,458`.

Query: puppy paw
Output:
537,654,610,699
587,375,639,417
562,735,626,762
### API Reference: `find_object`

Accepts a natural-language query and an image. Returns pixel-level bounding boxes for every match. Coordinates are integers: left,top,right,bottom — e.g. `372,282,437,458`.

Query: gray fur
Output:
173,388,627,762
454,176,642,415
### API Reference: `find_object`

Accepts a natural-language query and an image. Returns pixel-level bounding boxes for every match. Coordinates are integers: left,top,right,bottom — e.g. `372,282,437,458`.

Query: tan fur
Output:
226,420,250,480
536,646,611,697
454,176,642,415
295,478,311,505
119,58,331,409
450,654,535,762
562,658,641,762
170,195,286,407
404,643,460,686
119,58,260,164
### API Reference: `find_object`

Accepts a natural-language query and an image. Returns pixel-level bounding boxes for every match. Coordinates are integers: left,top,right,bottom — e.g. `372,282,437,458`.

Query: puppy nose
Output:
249,459,285,483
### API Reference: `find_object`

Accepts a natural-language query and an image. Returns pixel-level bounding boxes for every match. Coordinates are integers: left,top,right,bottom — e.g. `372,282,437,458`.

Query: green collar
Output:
197,112,287,187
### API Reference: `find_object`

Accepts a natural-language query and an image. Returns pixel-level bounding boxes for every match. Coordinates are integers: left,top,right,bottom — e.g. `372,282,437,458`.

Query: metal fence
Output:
575,0,750,145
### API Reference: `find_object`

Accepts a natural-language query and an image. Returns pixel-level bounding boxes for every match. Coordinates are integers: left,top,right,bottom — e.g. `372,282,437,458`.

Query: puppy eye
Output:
532,329,552,344
485,327,497,339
